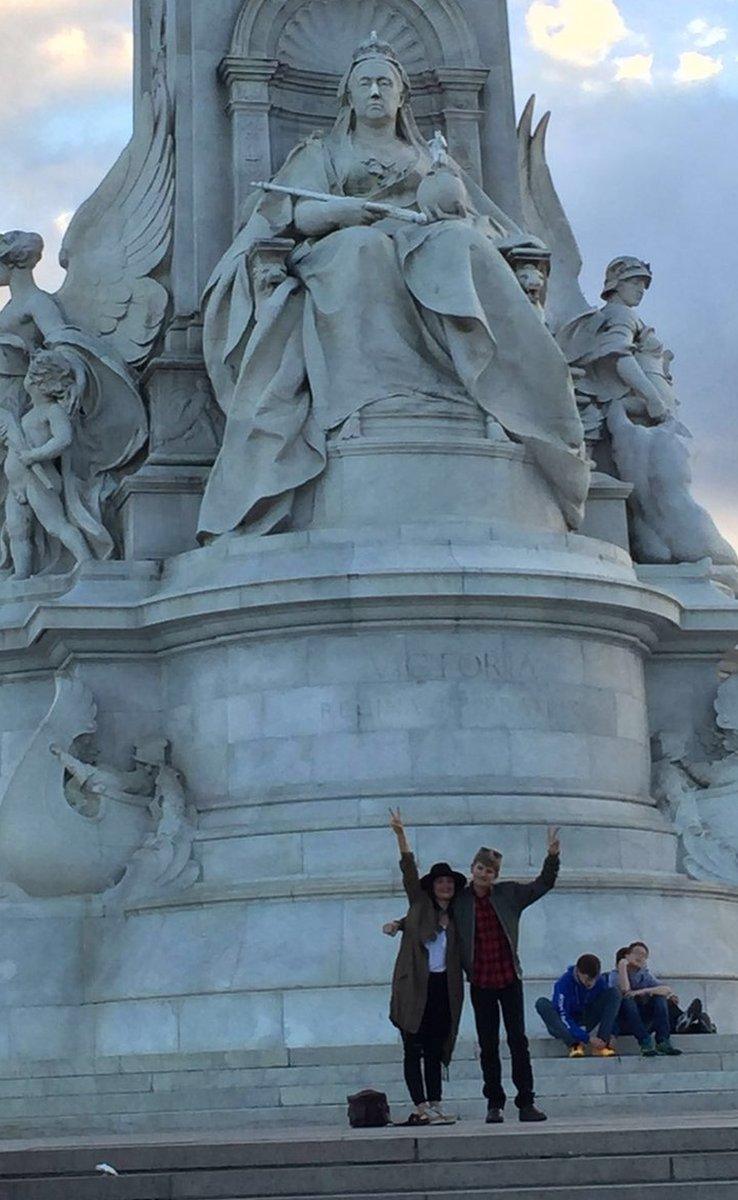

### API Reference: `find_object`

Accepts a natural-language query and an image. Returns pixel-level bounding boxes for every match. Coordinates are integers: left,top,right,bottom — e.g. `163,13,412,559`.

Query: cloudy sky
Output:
1,0,738,545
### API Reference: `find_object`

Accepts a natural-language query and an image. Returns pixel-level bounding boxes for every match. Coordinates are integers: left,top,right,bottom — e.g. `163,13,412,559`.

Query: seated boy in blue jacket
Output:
535,955,622,1058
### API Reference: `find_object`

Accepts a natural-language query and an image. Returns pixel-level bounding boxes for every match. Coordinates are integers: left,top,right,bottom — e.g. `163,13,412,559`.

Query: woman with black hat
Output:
383,808,466,1125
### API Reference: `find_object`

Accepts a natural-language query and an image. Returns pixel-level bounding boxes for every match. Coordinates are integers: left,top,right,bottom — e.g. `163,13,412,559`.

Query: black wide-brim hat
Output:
420,861,467,894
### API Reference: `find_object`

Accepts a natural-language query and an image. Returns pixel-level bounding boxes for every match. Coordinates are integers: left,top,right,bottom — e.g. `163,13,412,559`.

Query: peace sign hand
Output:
389,807,411,853
547,826,561,857
389,807,404,835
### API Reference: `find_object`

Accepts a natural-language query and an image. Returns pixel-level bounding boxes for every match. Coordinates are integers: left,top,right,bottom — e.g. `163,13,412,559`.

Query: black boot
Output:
519,1104,547,1122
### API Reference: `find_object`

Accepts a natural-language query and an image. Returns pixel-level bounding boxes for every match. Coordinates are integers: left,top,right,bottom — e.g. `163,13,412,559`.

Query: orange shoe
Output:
591,1045,616,1057
568,1043,586,1058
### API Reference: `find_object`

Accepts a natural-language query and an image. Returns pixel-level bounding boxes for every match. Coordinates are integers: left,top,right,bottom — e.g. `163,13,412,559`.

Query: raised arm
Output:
518,826,561,909
389,808,422,903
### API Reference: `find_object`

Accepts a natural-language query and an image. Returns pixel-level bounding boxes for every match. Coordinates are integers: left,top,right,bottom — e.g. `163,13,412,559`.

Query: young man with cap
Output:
453,828,560,1123
535,954,621,1057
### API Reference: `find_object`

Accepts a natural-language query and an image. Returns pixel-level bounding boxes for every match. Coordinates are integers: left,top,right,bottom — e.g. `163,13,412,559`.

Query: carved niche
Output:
221,0,488,222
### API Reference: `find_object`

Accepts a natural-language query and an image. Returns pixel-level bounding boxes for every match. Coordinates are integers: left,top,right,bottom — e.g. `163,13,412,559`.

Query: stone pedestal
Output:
580,471,632,552
113,465,209,560
2,523,738,1072
295,403,567,535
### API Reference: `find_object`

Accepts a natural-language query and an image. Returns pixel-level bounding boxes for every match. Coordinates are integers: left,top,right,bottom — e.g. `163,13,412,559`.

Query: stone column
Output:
121,0,240,559
458,0,523,222
435,67,490,183
220,56,280,229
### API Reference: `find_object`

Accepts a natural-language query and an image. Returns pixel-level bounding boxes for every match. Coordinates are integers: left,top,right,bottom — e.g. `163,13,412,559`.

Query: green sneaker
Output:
639,1036,657,1057
655,1039,682,1056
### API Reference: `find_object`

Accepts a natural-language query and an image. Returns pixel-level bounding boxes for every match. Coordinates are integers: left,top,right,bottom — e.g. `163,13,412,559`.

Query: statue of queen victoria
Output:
199,34,589,538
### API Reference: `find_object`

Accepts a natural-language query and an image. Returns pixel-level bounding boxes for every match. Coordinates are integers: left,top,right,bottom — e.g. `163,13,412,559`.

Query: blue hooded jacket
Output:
552,964,607,1044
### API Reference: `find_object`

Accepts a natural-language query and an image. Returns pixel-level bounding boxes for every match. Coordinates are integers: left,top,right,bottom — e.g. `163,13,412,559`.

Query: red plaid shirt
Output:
472,889,516,989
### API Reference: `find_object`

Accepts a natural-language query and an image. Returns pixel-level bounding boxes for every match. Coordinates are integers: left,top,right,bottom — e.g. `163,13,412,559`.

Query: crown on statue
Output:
350,29,403,71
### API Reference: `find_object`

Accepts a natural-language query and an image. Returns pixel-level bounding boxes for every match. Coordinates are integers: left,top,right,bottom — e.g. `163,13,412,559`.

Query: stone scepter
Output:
251,181,428,224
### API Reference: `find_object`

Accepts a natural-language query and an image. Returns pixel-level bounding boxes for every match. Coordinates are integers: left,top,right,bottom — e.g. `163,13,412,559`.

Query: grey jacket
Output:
454,853,560,982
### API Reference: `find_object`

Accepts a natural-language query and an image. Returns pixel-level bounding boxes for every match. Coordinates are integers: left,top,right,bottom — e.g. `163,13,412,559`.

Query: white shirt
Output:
424,927,448,973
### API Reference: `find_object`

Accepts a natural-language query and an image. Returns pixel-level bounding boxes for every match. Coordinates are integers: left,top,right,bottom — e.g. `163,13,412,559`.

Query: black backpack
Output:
347,1088,391,1128
676,998,717,1035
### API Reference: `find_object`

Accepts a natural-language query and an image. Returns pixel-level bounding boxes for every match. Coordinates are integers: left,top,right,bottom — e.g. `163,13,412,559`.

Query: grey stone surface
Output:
3,1123,738,1200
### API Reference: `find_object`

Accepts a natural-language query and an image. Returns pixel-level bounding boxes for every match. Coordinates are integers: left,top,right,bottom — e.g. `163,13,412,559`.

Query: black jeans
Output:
471,979,534,1110
402,972,450,1105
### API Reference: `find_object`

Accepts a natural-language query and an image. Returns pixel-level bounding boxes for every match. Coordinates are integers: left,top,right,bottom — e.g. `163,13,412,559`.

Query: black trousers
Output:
471,979,534,1110
402,972,451,1106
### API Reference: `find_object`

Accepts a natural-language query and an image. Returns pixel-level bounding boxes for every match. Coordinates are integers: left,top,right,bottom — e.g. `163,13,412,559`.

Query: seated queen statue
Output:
199,34,588,538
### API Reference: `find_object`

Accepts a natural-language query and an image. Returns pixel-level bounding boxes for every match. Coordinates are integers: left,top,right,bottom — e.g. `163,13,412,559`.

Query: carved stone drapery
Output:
222,0,489,223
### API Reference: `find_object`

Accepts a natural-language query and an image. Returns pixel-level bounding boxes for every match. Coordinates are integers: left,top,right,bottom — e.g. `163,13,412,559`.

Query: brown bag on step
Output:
347,1088,391,1127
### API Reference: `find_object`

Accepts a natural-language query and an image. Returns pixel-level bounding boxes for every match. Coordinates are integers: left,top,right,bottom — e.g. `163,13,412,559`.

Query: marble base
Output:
0,525,735,1062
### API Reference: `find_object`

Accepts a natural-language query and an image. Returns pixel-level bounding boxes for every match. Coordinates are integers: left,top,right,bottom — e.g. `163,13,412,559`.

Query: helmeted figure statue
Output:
557,257,736,567
518,101,736,569
199,34,588,538
0,88,174,578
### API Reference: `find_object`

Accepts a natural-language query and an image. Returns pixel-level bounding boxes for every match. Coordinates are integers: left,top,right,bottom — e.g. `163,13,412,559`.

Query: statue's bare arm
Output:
22,407,74,465
27,291,68,342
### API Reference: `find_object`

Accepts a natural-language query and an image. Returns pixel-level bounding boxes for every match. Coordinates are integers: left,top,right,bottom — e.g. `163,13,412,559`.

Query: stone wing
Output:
55,89,174,369
518,96,589,332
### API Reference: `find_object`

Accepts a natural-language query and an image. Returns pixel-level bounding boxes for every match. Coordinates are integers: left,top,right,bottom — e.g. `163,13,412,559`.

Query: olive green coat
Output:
388,852,464,1067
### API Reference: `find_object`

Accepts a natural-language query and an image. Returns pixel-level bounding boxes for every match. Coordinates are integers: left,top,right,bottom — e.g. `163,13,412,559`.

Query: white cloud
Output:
675,50,724,83
39,23,133,85
0,3,132,116
41,26,90,73
526,0,629,68
54,212,74,237
614,53,654,83
686,18,729,49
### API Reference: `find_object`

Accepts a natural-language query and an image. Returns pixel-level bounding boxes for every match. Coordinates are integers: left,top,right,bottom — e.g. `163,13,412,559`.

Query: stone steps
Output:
1,1121,738,1199
0,1038,733,1138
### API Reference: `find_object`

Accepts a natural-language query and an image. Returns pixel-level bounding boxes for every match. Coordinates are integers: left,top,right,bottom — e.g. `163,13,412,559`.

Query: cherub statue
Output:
0,88,174,578
518,101,736,569
0,348,116,577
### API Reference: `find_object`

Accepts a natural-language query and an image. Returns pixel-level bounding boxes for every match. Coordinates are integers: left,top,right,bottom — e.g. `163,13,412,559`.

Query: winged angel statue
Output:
519,99,736,568
0,87,174,579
